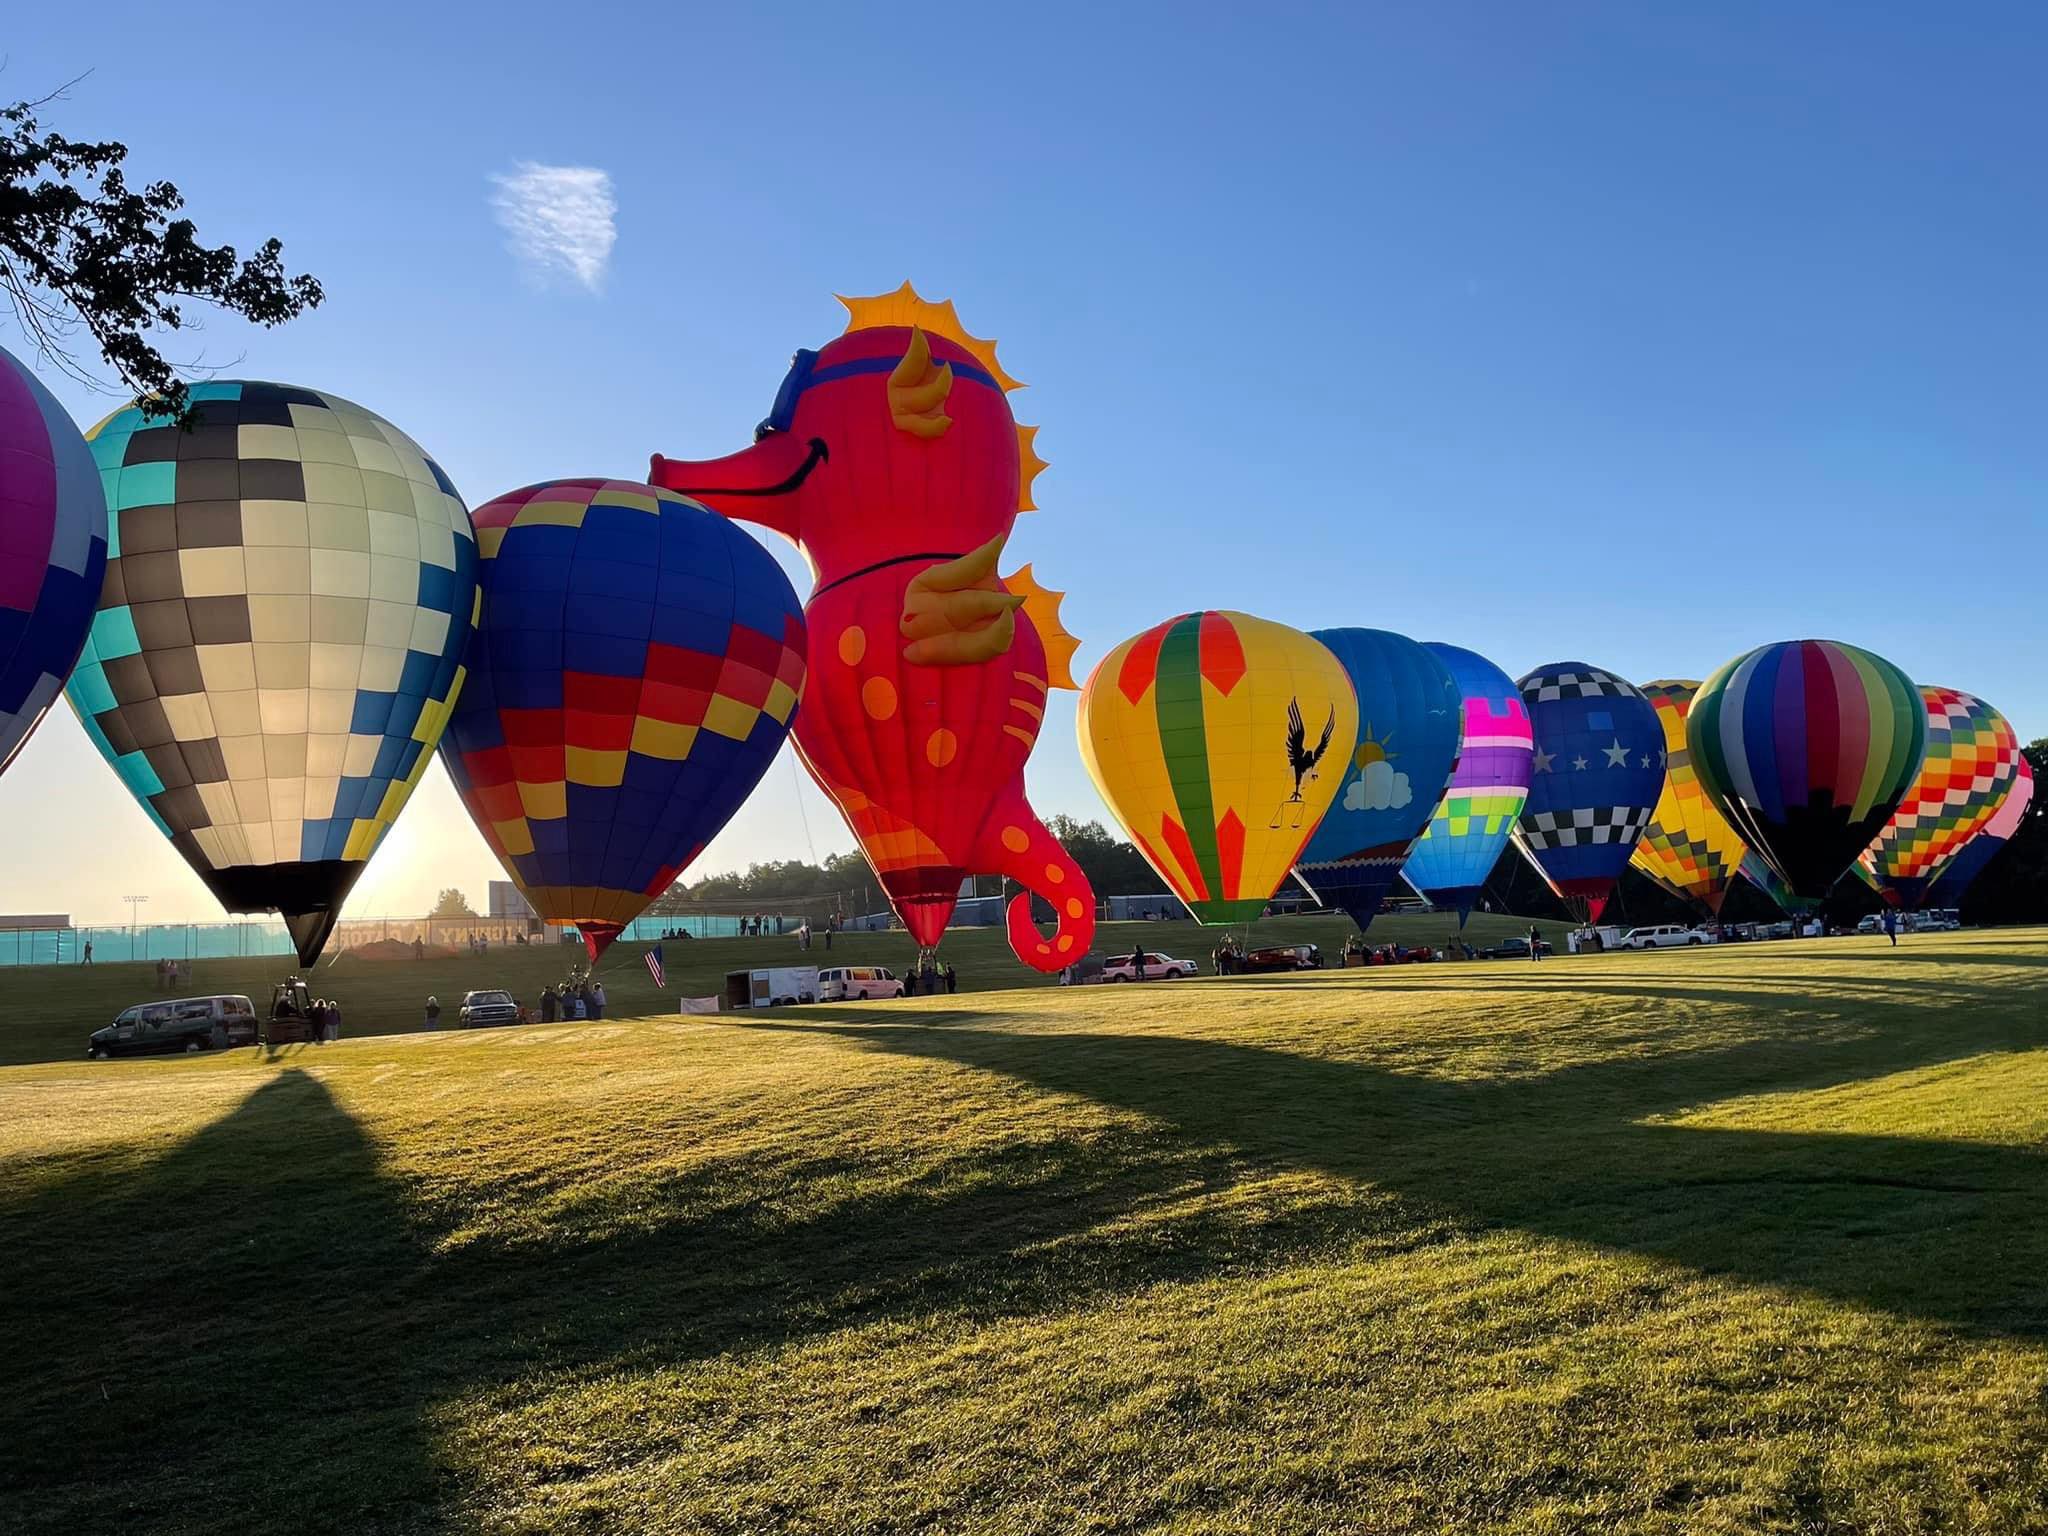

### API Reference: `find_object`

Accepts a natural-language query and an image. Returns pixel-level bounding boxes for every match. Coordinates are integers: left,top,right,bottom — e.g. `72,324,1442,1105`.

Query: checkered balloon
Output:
1,345,108,778
1857,686,2020,909
438,480,806,960
1514,661,1664,923
64,382,477,964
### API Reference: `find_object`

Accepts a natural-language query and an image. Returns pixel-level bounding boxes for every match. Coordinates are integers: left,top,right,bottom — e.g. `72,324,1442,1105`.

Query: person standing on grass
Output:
1883,908,1899,947
82,940,92,965
1529,925,1543,961
944,963,958,995
425,996,441,1029
591,980,606,1020
539,985,557,1023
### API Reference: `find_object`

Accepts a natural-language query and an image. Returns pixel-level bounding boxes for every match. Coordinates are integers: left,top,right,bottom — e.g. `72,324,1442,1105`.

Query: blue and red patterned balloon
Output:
1514,662,1665,923
0,345,107,777
439,480,806,959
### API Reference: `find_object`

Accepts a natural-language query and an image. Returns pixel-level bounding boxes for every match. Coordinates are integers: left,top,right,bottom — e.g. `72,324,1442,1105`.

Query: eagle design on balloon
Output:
650,285,1094,970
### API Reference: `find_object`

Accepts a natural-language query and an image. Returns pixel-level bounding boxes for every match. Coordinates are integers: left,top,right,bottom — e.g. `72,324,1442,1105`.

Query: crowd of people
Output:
537,979,606,1022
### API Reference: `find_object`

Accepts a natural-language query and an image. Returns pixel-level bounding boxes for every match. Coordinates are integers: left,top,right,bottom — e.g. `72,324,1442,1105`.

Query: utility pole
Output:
123,893,148,937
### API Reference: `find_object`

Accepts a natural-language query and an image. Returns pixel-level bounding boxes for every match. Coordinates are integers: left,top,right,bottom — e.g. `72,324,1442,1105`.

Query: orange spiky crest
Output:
838,281,1024,390
1003,563,1081,691
1016,423,1048,514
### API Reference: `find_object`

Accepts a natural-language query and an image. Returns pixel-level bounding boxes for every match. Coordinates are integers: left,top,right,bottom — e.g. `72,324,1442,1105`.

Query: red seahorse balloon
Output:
650,284,1094,970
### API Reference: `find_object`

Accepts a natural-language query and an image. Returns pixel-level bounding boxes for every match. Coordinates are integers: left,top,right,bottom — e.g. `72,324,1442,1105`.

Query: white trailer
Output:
724,966,820,1009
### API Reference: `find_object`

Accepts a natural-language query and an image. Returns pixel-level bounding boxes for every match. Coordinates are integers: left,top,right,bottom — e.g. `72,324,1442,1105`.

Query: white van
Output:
818,965,906,1001
1620,924,1713,949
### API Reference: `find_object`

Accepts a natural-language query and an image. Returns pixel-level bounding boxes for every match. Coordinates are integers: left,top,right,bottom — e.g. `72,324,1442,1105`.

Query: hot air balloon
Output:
1738,848,1801,915
646,284,1093,971
64,382,477,964
1688,639,1926,901
1399,644,1533,923
1513,663,1663,924
1,345,108,777
1925,756,2033,909
1078,610,1357,924
438,479,805,960
1857,688,2021,909
1292,628,1462,932
1628,680,1749,916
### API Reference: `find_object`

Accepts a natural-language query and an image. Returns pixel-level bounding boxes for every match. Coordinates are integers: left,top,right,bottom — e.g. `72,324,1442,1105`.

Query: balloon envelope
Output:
1858,687,2021,909
1513,663,1663,924
1293,628,1462,931
1080,610,1357,925
1399,644,1532,922
1,344,108,777
1688,639,1925,901
65,382,476,964
439,480,805,960
1925,755,2033,908
1629,680,1749,915
1738,848,1802,915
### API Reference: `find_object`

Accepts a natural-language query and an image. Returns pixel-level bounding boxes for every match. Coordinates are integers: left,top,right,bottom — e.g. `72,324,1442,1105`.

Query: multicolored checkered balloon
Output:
1,345,108,778
439,480,806,960
1858,687,2020,909
1630,680,1749,915
64,382,477,965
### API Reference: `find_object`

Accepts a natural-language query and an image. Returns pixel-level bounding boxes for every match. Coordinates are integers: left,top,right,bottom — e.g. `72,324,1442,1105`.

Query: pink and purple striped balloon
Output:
0,345,108,776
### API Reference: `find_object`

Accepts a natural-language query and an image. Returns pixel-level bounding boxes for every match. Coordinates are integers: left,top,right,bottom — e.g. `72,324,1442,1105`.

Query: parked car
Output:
1101,951,1198,981
458,989,521,1028
1240,943,1323,973
1856,913,1886,934
1478,936,1554,960
818,965,907,1000
1620,924,1713,949
89,994,258,1059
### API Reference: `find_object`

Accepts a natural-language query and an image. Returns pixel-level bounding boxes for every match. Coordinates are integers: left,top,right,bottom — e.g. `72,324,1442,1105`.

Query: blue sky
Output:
3,2,2043,921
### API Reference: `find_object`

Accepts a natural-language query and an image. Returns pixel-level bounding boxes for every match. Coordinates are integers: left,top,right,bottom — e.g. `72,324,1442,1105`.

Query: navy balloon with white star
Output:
1513,662,1665,922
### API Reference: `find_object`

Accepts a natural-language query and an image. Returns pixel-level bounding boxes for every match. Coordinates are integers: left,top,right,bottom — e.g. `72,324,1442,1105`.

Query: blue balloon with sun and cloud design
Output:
1293,628,1464,931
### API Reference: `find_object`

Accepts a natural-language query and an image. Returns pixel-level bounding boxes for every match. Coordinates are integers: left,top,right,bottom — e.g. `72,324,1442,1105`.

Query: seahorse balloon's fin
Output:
889,328,954,439
1003,563,1080,690
901,536,1025,666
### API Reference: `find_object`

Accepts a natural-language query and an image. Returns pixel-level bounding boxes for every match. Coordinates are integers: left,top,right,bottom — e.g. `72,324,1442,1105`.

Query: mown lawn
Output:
0,910,1542,1067
3,929,2045,1533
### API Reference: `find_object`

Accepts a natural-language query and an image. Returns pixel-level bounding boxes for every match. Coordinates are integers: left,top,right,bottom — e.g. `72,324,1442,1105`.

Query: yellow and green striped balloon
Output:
1078,611,1356,924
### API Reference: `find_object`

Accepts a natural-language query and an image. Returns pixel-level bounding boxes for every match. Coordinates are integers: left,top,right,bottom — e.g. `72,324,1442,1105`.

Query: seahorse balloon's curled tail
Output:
976,787,1096,968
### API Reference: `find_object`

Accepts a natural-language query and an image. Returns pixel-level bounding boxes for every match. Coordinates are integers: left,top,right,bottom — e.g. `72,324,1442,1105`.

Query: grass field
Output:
0,909,1544,1068
4,928,2046,1533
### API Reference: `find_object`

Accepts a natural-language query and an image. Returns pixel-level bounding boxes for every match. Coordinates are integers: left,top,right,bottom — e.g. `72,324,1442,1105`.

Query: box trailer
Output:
724,966,820,1009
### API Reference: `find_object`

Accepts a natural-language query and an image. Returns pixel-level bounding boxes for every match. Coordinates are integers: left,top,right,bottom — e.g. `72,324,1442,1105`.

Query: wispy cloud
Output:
489,162,617,293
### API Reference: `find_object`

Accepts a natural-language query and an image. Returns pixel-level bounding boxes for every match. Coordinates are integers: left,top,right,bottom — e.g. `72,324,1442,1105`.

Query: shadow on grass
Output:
8,962,2048,1531
737,975,2048,1340
0,1070,445,1535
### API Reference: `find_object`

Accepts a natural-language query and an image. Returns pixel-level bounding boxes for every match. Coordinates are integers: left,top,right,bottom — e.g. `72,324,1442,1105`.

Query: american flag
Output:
643,944,666,988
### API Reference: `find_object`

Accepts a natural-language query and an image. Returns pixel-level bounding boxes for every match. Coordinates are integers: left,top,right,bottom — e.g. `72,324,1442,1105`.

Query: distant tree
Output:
1045,815,1167,896
431,888,477,919
1,88,323,425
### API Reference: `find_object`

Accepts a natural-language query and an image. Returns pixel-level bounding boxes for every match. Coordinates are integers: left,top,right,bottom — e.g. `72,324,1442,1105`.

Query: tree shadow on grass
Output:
9,964,2048,1531
0,1069,445,1535
738,974,2048,1339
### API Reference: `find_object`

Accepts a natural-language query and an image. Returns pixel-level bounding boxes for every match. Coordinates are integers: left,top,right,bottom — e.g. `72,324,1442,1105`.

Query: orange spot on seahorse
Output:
838,627,867,665
1002,825,1030,853
926,729,957,767
862,677,897,720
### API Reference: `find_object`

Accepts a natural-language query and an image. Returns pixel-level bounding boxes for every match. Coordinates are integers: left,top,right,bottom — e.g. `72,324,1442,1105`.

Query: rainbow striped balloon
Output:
1858,687,2020,909
1688,639,1925,900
